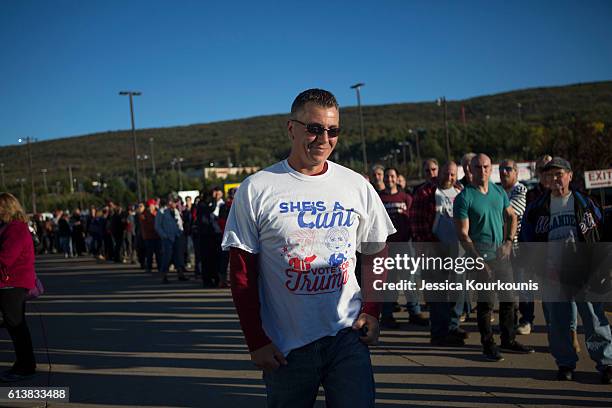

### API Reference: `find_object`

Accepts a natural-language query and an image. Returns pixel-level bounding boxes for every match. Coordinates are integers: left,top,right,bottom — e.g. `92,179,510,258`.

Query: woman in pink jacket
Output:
0,193,36,382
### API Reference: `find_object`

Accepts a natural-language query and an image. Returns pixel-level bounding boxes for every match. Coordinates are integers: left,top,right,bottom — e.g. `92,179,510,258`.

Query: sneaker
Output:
517,322,532,335
178,276,190,281
161,277,170,284
408,313,429,326
459,313,467,323
431,335,465,347
500,340,535,354
483,344,504,362
557,366,574,381
601,366,612,384
0,369,35,383
449,328,469,339
571,330,581,353
380,316,400,329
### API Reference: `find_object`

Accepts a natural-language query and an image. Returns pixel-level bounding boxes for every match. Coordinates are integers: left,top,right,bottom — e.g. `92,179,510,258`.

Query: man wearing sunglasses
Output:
222,89,395,407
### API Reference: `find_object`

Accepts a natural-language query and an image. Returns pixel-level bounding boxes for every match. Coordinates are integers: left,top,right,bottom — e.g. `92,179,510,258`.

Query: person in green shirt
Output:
454,153,534,361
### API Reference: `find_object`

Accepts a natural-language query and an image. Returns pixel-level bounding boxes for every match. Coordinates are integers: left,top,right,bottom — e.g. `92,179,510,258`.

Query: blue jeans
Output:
450,272,470,331
59,236,72,256
546,301,612,372
430,301,461,338
543,301,577,331
160,237,186,279
263,328,375,408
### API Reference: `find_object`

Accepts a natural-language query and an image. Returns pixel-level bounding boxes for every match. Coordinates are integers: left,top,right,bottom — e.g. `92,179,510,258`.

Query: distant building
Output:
203,166,260,180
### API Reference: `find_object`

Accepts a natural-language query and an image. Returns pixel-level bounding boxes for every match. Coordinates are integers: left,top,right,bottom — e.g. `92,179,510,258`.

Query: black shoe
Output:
557,366,574,381
500,340,535,354
431,334,465,347
483,344,504,362
178,276,190,281
408,313,429,326
380,316,400,330
161,278,170,284
449,328,469,339
601,366,612,384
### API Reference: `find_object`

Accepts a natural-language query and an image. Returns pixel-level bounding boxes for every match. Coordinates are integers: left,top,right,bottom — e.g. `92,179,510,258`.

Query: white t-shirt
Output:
433,186,460,242
547,193,577,274
222,160,395,356
435,186,459,218
548,193,577,242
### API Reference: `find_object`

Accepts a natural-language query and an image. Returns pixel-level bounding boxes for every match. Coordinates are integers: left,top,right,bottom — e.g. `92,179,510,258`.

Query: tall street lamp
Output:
175,157,184,191
350,83,368,173
68,164,74,194
437,97,451,160
137,154,149,200
0,163,5,189
149,137,156,175
16,178,26,206
398,141,410,171
119,90,142,202
18,137,36,213
41,169,48,193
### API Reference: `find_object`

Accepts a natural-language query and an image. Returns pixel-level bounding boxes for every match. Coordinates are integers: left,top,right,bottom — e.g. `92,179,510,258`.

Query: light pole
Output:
119,90,142,202
517,102,523,123
137,154,149,200
96,173,102,193
68,165,74,194
0,163,5,189
176,157,184,191
16,178,26,206
437,97,451,160
18,137,36,213
398,141,410,171
149,137,156,175
350,83,368,174
41,169,48,193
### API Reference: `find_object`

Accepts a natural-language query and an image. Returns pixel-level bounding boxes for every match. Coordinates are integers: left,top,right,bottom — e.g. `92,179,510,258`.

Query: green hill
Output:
3,81,612,210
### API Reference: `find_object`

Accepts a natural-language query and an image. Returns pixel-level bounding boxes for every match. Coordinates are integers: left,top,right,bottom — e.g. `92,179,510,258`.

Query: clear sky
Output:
1,0,611,146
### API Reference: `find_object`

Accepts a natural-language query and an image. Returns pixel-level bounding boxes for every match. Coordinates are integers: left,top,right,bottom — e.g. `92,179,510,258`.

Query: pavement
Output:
0,254,611,407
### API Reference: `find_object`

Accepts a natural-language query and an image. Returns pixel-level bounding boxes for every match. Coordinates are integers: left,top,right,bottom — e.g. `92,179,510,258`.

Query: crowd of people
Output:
30,186,235,287
1,88,610,403
370,152,612,384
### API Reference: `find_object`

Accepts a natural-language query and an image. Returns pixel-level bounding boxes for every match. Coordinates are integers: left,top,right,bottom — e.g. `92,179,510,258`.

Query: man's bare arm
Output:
455,218,481,259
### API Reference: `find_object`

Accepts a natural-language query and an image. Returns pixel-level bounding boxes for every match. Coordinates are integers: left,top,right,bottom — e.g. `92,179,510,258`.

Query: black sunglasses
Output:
290,119,341,138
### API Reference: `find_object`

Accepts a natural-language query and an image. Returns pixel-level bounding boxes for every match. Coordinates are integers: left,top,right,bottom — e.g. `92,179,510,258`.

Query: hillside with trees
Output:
3,81,611,210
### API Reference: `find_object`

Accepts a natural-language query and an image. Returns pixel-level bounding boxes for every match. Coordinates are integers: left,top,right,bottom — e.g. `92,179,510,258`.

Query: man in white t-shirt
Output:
222,89,395,407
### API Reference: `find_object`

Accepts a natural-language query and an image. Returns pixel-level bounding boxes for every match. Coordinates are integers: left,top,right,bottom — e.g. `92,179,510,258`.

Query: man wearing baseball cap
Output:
521,157,612,383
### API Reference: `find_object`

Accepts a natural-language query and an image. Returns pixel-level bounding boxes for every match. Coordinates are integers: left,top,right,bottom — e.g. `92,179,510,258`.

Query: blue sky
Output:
1,0,611,146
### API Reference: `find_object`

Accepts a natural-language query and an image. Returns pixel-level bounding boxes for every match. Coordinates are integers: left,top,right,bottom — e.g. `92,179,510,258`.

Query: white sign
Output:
584,169,612,189
178,190,200,202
